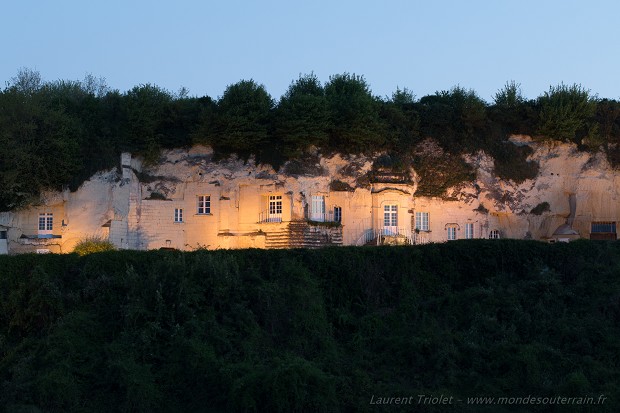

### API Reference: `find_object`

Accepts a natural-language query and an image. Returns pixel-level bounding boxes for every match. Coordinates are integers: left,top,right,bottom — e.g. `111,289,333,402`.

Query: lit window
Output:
174,208,183,223
415,212,429,231
38,213,53,232
269,195,282,215
465,223,474,239
447,225,457,241
384,205,398,228
489,229,500,239
197,195,210,214
334,206,342,223
311,195,326,221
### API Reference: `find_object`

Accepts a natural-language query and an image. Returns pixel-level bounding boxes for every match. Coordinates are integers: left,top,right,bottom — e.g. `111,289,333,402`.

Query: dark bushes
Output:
1,241,620,412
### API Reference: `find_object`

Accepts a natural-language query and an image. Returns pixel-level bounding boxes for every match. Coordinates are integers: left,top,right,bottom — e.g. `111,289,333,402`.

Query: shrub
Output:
329,180,354,192
145,192,167,200
73,235,116,256
413,152,475,197
493,142,539,183
474,204,489,214
530,201,551,215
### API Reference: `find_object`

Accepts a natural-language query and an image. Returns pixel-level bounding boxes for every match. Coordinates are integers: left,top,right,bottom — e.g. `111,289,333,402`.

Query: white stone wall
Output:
3,139,620,254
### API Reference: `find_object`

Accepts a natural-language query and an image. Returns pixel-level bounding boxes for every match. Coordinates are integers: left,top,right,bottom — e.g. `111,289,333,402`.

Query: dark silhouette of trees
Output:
2,69,620,210
1,241,620,411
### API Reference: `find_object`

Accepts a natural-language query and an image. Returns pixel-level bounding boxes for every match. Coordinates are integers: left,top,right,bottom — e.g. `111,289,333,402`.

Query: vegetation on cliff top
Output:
0,240,619,412
1,69,618,210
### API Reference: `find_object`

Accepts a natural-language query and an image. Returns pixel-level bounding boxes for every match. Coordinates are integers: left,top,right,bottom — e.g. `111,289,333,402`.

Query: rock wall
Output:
1,137,619,254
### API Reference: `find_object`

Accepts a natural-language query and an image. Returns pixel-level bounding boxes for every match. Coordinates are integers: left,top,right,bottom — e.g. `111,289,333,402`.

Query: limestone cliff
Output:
1,136,618,253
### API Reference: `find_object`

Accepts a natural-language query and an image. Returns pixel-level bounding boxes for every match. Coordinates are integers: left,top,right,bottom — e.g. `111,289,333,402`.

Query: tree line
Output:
2,69,620,210
0,240,619,412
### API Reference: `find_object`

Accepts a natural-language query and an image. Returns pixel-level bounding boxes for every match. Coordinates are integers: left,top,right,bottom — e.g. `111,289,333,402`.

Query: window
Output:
415,212,429,231
38,213,53,232
268,195,283,222
384,205,398,228
591,222,616,233
197,195,210,214
0,230,6,240
489,229,500,239
334,206,342,223
311,195,326,221
590,221,617,240
447,225,457,241
174,208,183,223
465,222,474,239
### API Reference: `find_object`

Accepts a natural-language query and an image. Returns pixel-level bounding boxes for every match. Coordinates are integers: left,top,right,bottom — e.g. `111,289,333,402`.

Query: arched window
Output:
489,229,500,239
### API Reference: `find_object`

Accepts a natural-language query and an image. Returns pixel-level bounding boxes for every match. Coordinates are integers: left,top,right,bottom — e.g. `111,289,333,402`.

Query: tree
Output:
81,73,109,97
8,67,42,95
208,80,273,158
419,86,487,152
536,83,597,143
493,80,524,108
0,79,82,210
489,81,538,136
595,99,620,166
121,84,174,163
324,73,384,153
380,87,420,149
157,96,204,150
273,73,330,157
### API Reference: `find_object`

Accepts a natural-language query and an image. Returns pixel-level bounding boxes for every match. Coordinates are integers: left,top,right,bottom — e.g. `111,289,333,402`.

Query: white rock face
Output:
1,137,619,254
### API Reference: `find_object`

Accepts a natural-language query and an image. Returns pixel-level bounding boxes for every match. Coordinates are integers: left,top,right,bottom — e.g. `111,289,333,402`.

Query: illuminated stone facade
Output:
1,138,619,254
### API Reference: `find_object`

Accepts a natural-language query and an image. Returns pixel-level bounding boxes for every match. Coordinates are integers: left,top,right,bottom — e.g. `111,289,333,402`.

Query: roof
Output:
552,224,579,236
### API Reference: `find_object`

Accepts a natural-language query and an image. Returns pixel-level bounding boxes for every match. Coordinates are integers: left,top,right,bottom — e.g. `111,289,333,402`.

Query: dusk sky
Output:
3,0,619,102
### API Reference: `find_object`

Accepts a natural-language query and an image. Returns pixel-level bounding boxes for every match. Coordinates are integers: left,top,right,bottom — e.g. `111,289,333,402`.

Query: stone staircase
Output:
264,221,343,249
264,227,291,249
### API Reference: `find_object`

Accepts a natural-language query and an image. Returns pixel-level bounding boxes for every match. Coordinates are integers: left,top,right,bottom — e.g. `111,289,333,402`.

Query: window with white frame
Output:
334,206,342,223
269,195,282,216
489,229,500,239
311,195,326,221
38,213,53,233
174,208,183,223
447,225,457,240
465,222,474,239
384,205,398,228
415,212,429,231
197,195,210,214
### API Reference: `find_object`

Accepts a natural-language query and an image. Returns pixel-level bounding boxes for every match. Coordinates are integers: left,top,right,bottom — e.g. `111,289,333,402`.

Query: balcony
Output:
18,233,62,246
258,210,282,223
306,210,340,224
355,227,430,246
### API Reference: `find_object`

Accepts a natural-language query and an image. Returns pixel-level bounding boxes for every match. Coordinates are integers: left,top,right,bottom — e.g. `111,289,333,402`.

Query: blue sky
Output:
3,0,619,102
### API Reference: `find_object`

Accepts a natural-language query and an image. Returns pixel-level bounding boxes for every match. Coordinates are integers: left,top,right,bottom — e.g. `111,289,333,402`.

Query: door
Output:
268,195,282,222
383,205,398,235
311,196,326,222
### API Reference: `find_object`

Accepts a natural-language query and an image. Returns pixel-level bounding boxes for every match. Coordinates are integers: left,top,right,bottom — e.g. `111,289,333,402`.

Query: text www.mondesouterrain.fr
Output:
370,394,608,406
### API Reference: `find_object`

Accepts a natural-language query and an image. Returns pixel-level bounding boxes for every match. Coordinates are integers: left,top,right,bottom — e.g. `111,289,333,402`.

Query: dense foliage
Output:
0,241,619,412
2,69,620,210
